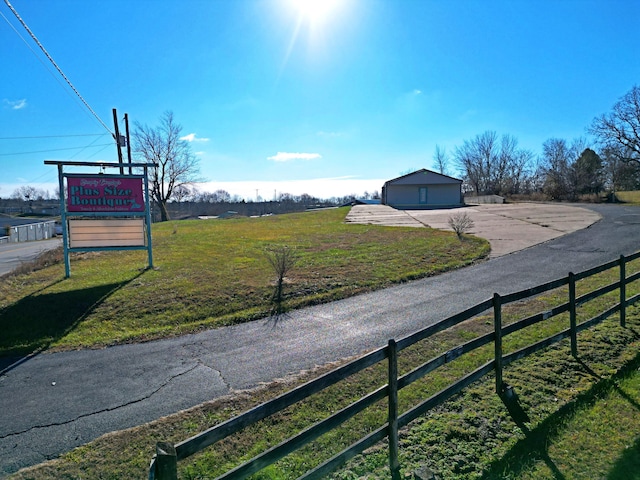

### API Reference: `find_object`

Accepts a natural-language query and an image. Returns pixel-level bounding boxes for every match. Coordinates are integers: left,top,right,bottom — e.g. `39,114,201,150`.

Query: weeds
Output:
0,246,63,280
448,212,475,239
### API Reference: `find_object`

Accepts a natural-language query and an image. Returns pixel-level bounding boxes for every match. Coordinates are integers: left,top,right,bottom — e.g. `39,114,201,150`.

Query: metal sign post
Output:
45,160,157,278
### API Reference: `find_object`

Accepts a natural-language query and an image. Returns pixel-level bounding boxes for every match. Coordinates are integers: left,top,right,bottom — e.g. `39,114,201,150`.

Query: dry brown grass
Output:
0,246,64,279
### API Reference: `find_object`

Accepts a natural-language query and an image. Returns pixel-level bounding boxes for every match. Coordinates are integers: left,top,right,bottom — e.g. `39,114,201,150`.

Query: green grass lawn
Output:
8,255,640,479
5,205,640,479
0,207,489,356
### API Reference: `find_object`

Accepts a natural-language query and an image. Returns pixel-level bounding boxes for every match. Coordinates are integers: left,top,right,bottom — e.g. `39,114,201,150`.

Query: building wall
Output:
385,184,461,208
6,221,56,243
464,194,505,204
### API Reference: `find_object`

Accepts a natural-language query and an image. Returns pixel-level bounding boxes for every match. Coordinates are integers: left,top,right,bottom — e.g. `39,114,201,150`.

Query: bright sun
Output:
291,0,342,25
280,0,348,70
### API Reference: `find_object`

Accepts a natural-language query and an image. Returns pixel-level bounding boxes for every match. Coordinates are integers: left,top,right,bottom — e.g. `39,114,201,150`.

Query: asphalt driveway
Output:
1,203,638,476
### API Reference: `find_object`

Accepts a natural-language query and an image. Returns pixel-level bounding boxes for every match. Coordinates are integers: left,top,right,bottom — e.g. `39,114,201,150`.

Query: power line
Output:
0,134,107,140
83,143,113,160
2,0,113,134
0,8,91,119
68,134,112,160
0,143,113,156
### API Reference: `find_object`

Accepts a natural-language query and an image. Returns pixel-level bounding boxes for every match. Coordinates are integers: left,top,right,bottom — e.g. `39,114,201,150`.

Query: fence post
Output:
569,272,577,357
387,339,400,479
155,442,178,480
493,293,503,394
620,255,626,328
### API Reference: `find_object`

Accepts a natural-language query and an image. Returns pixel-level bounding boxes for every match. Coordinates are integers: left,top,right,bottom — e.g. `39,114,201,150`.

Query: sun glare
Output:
291,0,342,25
278,0,350,77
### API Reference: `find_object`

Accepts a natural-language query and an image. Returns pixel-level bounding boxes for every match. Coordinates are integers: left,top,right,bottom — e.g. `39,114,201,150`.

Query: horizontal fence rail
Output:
174,346,388,461
150,252,640,479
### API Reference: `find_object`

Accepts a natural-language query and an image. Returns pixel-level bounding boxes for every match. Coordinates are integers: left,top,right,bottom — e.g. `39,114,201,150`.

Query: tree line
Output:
4,85,639,219
161,191,378,221
440,85,640,201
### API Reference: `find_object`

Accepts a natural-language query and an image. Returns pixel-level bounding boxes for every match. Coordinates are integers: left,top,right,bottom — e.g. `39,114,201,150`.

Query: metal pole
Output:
112,108,124,174
57,164,70,278
144,166,154,269
125,113,133,175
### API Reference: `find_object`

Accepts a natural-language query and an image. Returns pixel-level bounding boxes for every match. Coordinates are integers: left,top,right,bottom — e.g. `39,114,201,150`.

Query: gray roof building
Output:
381,169,463,209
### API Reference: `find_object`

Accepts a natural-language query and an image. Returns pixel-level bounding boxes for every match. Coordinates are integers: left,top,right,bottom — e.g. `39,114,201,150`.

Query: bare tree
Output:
11,185,46,201
433,145,449,175
174,185,199,202
213,189,231,203
540,138,600,200
495,134,534,195
133,111,202,221
455,131,497,195
602,145,640,193
590,85,640,166
540,138,574,200
454,131,533,196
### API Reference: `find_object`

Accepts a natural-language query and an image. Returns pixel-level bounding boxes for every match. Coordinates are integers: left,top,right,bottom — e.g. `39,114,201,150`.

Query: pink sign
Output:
67,175,145,213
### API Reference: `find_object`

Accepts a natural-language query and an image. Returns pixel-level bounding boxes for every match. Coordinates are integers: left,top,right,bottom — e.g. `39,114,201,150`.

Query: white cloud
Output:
267,152,322,162
181,133,210,142
4,99,27,110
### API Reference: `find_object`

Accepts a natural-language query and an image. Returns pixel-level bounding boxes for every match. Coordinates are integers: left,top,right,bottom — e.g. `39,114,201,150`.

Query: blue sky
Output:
1,0,639,200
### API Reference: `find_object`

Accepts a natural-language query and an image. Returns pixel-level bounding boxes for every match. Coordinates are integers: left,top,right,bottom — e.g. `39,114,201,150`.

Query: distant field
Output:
0,207,489,356
615,191,640,203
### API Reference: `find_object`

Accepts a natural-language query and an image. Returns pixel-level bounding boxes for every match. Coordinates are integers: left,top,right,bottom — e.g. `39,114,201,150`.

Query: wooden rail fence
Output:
149,252,640,479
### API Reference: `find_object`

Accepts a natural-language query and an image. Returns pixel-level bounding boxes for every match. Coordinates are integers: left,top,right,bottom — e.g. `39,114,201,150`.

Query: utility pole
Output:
124,113,133,174
112,108,124,174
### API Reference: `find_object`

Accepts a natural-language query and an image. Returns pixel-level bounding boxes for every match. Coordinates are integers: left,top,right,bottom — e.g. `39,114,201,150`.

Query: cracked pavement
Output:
1,203,639,476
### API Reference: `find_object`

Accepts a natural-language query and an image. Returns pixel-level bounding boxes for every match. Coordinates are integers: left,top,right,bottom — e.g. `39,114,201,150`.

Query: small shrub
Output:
448,213,475,239
264,245,297,304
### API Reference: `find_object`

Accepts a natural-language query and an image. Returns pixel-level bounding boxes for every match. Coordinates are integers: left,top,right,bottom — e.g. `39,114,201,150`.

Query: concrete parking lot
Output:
346,203,602,258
